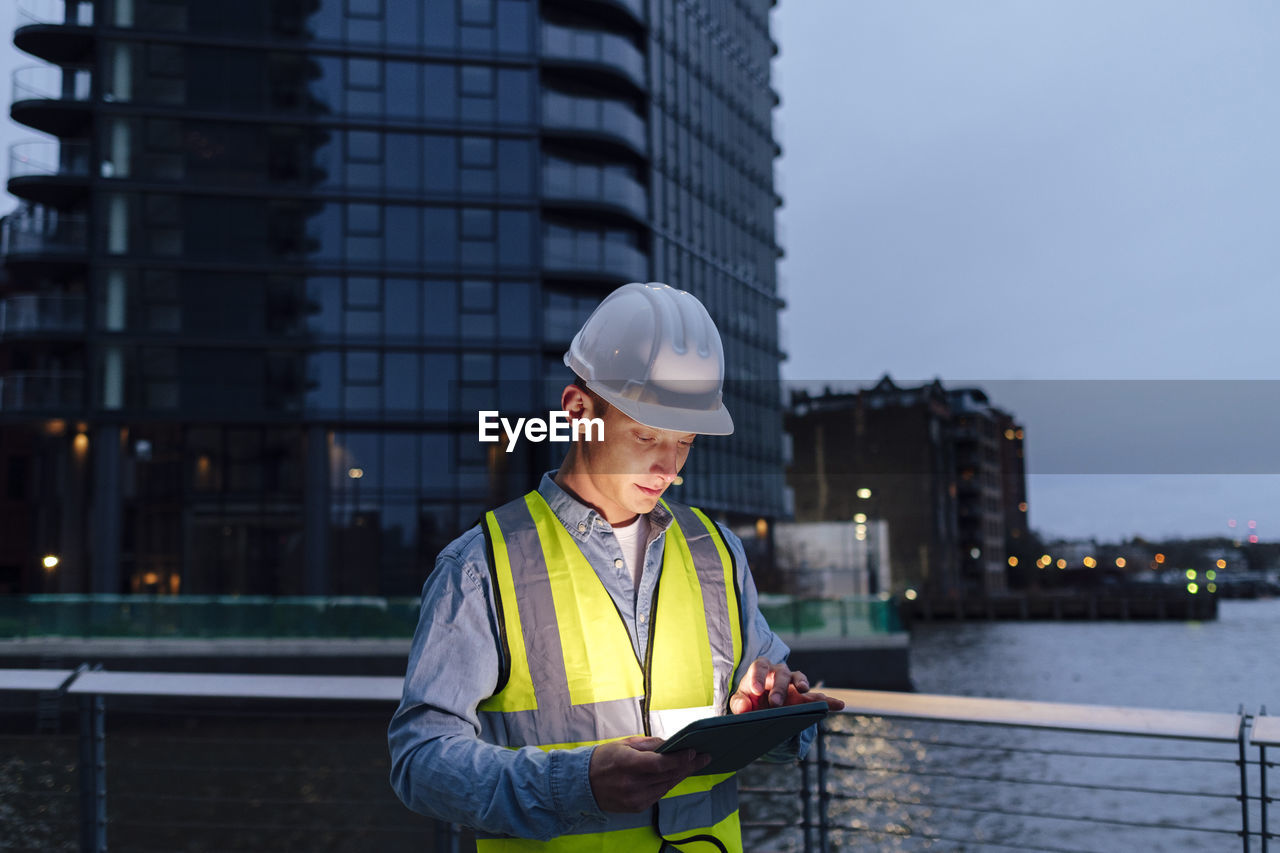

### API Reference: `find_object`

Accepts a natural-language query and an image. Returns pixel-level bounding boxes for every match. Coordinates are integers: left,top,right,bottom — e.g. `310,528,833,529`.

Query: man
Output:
389,282,843,850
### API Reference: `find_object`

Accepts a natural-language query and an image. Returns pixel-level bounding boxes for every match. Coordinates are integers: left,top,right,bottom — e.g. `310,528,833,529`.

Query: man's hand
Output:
588,737,711,813
728,657,847,715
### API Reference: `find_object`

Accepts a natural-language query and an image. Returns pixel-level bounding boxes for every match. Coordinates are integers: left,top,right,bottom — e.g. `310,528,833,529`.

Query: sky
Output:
1,3,1276,542
773,1,1280,542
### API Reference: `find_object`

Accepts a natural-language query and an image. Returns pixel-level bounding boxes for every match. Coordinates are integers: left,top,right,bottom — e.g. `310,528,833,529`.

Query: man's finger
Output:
749,658,770,693
768,663,790,707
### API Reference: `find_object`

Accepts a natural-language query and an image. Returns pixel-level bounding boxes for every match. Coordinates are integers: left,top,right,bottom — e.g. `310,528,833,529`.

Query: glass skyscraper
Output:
0,0,785,596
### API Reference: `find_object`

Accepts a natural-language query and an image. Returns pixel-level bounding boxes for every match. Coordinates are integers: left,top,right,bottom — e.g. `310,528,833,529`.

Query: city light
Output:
1185,569,1196,580
1056,559,1066,569
1083,556,1097,568
1249,535,1259,544
904,589,918,601
1008,556,1018,567
1115,557,1126,568
1155,553,1165,564
1186,582,1199,594
348,467,364,479
969,547,981,559
42,555,59,570
853,513,867,523
1208,583,1218,593
754,518,768,538
1216,559,1226,569
1206,571,1217,581
1248,520,1257,529
856,488,872,499
1004,429,1015,440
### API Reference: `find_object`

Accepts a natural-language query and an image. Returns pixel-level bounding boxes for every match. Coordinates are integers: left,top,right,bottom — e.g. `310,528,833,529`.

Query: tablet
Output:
655,702,828,775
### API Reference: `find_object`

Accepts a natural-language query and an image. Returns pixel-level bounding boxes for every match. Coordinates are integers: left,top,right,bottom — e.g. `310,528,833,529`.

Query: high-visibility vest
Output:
474,490,745,852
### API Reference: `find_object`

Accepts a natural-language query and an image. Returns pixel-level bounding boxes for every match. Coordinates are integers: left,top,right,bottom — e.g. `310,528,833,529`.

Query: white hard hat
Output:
564,282,734,435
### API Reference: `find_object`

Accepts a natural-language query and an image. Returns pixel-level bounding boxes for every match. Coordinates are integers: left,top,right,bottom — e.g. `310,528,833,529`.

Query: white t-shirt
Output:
611,515,650,591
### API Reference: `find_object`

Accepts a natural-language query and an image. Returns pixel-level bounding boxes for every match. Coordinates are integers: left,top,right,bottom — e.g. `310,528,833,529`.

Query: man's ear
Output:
561,384,593,421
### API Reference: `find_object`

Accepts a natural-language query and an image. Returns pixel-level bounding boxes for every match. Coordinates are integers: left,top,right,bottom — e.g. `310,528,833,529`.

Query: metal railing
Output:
0,594,902,641
17,0,95,26
0,294,86,336
12,64,92,104
0,595,424,640
0,207,90,255
8,139,91,179
1,670,1272,852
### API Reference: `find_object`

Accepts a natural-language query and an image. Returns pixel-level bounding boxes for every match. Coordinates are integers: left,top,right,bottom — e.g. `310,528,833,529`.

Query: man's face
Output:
574,397,696,520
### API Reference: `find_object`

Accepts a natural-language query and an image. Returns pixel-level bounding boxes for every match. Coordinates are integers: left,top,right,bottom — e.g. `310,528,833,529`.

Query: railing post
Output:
1241,705,1252,853
78,675,106,853
800,736,814,853
1260,706,1269,853
817,722,829,853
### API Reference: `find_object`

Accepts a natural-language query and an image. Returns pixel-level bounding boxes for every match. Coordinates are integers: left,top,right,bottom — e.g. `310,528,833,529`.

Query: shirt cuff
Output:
550,745,604,830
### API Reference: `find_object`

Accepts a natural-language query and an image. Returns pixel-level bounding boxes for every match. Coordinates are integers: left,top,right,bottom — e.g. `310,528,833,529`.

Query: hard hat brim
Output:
588,381,735,436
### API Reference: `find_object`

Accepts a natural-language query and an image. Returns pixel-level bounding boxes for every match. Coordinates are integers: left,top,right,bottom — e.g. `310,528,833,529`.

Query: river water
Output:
911,598,1280,714
778,598,1280,852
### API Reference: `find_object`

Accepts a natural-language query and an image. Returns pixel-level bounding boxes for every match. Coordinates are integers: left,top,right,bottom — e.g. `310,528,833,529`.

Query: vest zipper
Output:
640,575,661,737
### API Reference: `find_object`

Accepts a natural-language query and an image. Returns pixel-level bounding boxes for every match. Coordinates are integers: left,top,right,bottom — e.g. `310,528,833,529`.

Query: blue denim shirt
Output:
388,472,813,840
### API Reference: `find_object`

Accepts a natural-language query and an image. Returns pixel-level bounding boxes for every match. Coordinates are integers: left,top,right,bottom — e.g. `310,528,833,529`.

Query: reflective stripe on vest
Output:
476,491,744,850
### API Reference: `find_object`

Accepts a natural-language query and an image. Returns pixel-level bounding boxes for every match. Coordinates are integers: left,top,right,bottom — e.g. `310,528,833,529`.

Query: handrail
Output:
65,670,404,702
0,668,1257,740
0,667,77,691
1252,715,1280,747
824,688,1244,742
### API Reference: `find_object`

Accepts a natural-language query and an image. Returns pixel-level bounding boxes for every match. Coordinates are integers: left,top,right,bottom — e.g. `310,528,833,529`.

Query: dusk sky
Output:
2,3,1276,542
774,1,1280,542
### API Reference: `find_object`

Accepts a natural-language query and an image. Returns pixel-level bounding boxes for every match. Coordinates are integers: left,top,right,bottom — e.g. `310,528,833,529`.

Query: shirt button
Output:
614,558,624,569
577,522,587,533
640,613,648,623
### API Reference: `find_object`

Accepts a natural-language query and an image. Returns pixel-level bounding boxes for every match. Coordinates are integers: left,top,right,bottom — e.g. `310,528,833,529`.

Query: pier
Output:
902,588,1219,622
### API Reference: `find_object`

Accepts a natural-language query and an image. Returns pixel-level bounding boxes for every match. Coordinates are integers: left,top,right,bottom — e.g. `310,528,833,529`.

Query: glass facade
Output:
0,0,785,597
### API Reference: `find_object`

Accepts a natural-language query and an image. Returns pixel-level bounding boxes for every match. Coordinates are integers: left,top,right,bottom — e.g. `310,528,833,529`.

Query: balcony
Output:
542,162,648,222
14,0,95,66
8,139,90,207
0,370,83,412
541,23,645,89
541,91,647,156
549,0,644,29
10,65,93,137
0,294,86,338
542,235,648,282
1,208,90,268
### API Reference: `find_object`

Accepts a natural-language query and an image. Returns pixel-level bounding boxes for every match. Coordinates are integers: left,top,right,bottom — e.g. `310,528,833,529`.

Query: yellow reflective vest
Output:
474,490,745,852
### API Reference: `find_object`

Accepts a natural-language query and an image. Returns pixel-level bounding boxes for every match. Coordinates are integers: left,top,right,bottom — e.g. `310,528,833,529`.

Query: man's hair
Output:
572,376,611,416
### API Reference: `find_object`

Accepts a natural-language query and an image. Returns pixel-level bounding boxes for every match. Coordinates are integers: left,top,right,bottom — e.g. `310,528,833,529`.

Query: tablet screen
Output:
655,702,828,775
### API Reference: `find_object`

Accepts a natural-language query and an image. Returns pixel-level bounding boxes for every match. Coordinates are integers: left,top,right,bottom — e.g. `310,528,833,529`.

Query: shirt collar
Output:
537,471,673,542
